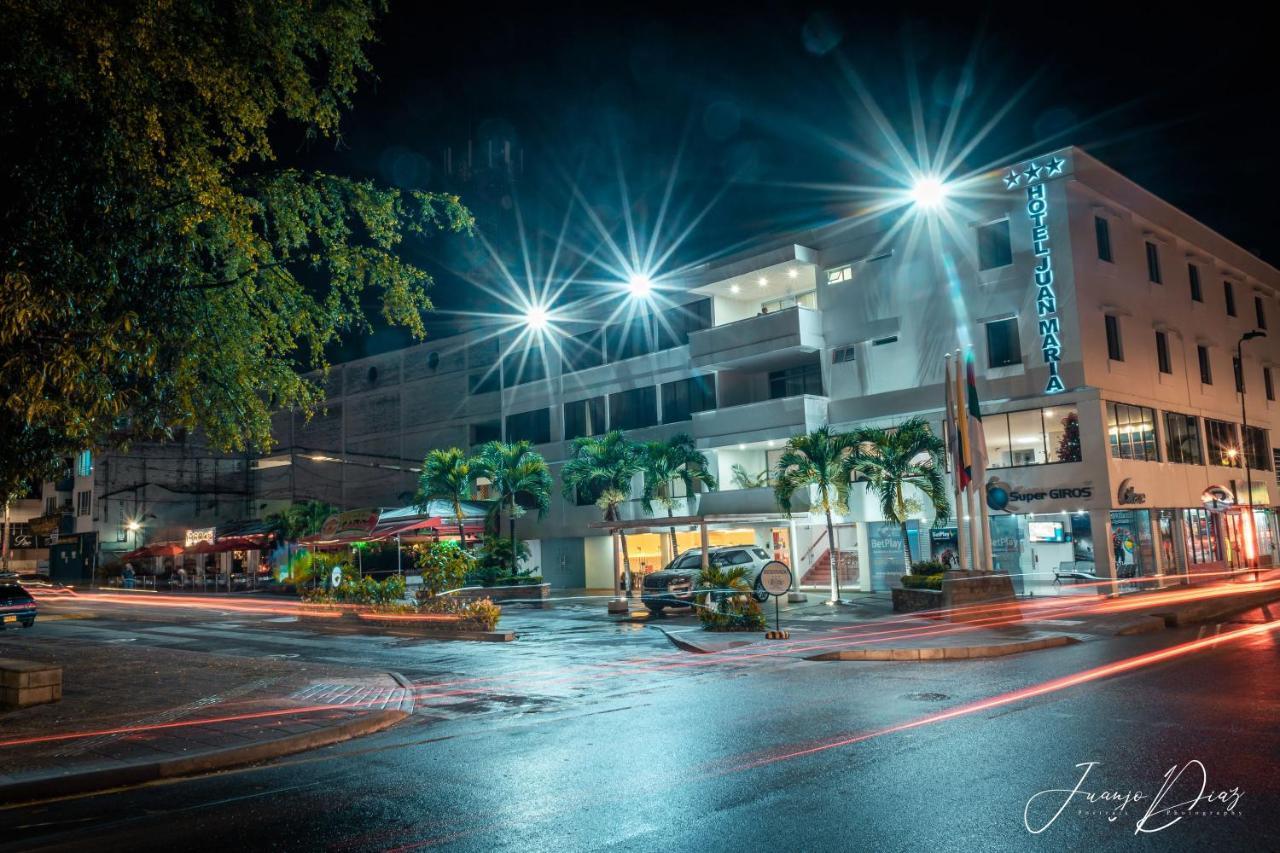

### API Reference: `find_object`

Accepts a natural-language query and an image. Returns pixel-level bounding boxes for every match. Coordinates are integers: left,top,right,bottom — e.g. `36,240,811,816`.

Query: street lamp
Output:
627,273,653,299
1237,329,1266,573
525,304,550,332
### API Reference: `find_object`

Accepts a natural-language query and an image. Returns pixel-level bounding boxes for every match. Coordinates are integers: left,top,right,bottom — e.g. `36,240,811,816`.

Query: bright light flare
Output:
909,175,949,210
627,272,653,299
525,304,550,332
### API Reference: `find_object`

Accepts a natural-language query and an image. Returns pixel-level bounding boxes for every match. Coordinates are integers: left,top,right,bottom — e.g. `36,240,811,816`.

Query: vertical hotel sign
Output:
1004,156,1067,394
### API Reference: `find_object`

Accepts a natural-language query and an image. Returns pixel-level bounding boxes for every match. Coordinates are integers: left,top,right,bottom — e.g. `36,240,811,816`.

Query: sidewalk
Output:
650,573,1280,660
0,635,412,802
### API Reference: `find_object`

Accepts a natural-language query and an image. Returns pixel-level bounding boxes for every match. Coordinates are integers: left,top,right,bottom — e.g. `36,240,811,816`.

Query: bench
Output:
0,659,63,709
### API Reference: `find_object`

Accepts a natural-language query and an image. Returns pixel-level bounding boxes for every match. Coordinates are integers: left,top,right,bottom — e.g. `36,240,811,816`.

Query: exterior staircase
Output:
799,549,859,588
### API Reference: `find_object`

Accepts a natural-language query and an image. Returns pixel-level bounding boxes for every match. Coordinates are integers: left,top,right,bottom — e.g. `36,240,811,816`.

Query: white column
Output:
607,529,627,613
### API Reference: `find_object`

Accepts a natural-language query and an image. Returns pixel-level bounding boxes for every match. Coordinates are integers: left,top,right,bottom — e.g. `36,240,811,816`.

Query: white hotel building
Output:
257,147,1280,594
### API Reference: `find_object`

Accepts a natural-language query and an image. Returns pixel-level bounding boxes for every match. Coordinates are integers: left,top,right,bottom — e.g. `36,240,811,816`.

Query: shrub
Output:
910,560,948,576
493,574,543,587
901,573,945,591
698,595,767,631
472,537,531,586
412,541,475,601
459,597,501,631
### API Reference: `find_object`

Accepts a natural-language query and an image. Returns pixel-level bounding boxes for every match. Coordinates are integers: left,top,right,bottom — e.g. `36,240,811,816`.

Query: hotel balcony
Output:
688,305,825,371
692,393,828,447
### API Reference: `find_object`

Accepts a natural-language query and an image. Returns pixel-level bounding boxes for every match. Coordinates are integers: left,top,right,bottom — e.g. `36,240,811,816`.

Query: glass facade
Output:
986,405,1081,468
502,347,546,386
1107,401,1158,461
561,330,605,373
564,397,606,440
1204,418,1241,467
1110,509,1156,588
609,386,657,430
1243,425,1271,471
977,220,1012,269
661,375,717,423
768,363,823,399
505,409,551,445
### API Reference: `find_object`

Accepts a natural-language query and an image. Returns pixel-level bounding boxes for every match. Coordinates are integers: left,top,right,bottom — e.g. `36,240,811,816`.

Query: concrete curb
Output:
803,634,1079,661
1150,587,1280,628
650,626,757,654
0,708,408,805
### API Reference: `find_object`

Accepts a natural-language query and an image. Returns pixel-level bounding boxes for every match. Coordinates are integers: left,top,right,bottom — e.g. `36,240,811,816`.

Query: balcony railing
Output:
688,306,824,371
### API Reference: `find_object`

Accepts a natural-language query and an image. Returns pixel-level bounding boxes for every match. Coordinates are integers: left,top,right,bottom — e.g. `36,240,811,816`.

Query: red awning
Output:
298,517,484,548
122,543,184,560
187,535,268,554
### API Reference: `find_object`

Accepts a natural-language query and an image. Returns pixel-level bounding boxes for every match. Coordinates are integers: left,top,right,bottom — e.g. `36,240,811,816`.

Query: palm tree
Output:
773,426,857,605
638,433,717,555
851,417,951,570
730,464,768,490
471,440,552,574
264,499,337,587
697,560,752,615
560,431,641,591
416,447,472,545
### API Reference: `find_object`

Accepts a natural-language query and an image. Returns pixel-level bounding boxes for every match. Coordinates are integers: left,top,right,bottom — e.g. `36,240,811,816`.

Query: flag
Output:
943,356,964,489
964,349,986,475
953,350,972,490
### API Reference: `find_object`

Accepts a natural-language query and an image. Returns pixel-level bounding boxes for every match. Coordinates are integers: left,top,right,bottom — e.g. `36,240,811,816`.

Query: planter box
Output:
0,659,62,709
297,610,514,641
454,583,550,604
941,571,1020,621
892,587,942,613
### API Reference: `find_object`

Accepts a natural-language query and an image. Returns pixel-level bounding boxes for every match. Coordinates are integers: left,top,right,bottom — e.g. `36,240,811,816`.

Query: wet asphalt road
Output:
1,597,1277,852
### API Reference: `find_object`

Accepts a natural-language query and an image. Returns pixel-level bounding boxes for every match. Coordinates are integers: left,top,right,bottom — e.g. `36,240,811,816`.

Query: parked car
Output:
641,545,776,614
0,578,37,629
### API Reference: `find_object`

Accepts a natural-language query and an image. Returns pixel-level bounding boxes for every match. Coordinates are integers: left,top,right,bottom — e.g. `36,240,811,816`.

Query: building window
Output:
1163,412,1203,465
563,397,606,440
1144,242,1162,283
609,386,658,431
827,265,853,285
1266,367,1275,401
1155,331,1172,374
469,371,499,395
1094,216,1112,262
1204,418,1241,467
76,490,91,516
977,220,1012,270
985,318,1022,368
1224,281,1237,317
75,450,92,478
656,299,713,350
984,404,1081,468
1188,264,1202,302
505,408,551,445
1105,314,1123,361
470,420,501,446
1197,345,1212,385
661,375,717,424
1244,425,1272,471
1256,295,1268,330
502,346,546,386
607,317,656,363
1234,356,1245,393
561,330,605,373
1106,402,1159,462
768,363,823,399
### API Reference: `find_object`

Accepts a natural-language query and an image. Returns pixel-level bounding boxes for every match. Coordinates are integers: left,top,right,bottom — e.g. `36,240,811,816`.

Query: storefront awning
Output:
188,535,267,554
297,506,487,548
122,542,184,560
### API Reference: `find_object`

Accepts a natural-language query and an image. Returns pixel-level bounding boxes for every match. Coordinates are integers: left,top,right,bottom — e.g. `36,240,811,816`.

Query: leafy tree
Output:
560,431,640,590
263,499,337,587
638,433,717,555
0,1,472,497
730,464,768,490
411,540,475,600
851,418,951,569
1056,412,1081,462
470,441,551,574
773,426,857,604
416,448,472,545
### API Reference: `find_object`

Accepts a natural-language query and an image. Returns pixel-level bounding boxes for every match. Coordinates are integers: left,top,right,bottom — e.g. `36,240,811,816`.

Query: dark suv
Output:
641,545,775,614
0,580,37,629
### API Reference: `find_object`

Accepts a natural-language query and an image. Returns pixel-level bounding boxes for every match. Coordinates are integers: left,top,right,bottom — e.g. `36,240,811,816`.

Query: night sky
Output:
305,2,1277,358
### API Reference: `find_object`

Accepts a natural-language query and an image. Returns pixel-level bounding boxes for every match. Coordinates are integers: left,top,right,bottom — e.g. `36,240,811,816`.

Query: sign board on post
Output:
758,560,793,639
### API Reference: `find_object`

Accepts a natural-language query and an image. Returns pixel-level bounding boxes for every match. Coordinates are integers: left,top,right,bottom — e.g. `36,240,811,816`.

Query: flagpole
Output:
943,354,968,572
965,348,995,572
957,348,985,571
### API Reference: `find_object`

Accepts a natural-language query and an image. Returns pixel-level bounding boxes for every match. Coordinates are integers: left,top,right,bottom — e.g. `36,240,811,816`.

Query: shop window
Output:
1104,314,1123,361
1197,346,1212,385
985,317,1022,368
505,409,551,445
1188,263,1202,302
1204,418,1241,467
1144,242,1162,283
1244,425,1271,471
1106,401,1159,462
1183,508,1221,565
985,404,1080,468
1155,331,1171,375
564,397,606,440
661,375,717,424
1094,216,1112,262
977,220,1012,270
1224,281,1237,317
609,386,657,431
768,363,824,399
1163,412,1203,465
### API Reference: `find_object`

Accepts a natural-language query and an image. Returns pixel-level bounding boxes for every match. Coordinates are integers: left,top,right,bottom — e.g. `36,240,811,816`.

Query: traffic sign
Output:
759,561,792,596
